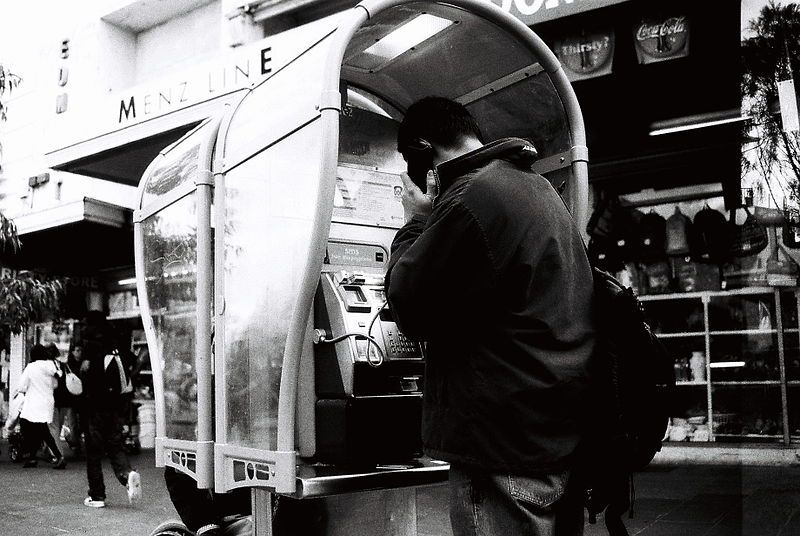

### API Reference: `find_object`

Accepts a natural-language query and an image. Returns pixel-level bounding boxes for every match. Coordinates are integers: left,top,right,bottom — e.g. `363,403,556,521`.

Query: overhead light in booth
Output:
117,277,137,286
709,361,746,369
649,109,749,136
350,14,454,71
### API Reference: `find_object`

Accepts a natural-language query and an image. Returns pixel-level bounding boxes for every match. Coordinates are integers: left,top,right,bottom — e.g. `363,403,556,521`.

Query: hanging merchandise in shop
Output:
553,29,614,81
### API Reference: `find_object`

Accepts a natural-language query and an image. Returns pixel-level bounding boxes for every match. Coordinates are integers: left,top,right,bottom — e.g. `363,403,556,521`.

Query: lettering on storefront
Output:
494,0,629,25
117,47,271,124
0,267,99,289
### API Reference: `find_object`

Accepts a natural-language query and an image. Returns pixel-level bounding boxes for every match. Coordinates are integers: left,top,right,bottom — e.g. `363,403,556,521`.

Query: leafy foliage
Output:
0,64,21,123
741,1,800,207
0,64,63,332
0,272,63,335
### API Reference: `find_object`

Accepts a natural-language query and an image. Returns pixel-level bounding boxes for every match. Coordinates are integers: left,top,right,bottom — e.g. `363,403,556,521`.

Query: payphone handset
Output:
398,137,434,192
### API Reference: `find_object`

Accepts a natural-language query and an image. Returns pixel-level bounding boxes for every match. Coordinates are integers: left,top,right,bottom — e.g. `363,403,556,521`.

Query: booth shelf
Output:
291,457,449,499
641,287,795,445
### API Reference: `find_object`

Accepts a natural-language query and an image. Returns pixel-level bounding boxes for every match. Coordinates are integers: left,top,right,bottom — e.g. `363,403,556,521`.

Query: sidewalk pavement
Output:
0,445,175,536
3,442,800,536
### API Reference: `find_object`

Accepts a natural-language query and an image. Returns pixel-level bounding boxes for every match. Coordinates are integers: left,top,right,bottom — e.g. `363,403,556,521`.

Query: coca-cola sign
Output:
554,30,615,81
634,15,690,64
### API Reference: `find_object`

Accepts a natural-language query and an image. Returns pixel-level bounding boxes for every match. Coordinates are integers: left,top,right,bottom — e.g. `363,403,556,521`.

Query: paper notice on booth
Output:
333,165,405,228
778,79,800,133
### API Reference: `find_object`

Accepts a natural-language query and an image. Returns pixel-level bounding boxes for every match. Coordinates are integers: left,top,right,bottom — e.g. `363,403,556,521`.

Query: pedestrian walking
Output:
79,310,142,508
16,343,67,469
51,342,84,458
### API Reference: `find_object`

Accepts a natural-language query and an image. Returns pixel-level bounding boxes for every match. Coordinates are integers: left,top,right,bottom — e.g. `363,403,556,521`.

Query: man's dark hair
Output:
397,96,484,157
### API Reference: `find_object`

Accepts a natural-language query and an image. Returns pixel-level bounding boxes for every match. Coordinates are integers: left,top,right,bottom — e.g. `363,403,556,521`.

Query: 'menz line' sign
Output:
493,0,631,25
117,46,271,125
110,15,338,128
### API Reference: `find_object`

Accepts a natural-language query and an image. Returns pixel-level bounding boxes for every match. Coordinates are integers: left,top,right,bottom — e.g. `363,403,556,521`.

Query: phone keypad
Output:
386,331,417,357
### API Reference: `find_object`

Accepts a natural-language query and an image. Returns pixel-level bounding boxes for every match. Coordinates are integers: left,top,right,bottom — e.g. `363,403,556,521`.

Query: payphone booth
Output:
135,0,588,533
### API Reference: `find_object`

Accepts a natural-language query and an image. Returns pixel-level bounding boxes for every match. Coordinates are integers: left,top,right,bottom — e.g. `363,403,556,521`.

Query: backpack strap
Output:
104,350,128,393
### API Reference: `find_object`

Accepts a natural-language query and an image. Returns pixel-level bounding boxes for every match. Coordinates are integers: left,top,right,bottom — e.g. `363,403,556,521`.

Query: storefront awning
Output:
13,198,129,236
3,198,134,273
44,93,239,186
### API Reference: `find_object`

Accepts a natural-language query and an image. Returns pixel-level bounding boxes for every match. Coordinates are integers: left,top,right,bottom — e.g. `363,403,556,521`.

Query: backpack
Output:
665,206,693,256
693,205,730,262
576,267,676,536
637,211,667,262
104,350,133,395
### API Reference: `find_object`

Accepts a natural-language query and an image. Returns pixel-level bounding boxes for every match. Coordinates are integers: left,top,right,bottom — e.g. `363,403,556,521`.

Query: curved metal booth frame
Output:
134,0,588,533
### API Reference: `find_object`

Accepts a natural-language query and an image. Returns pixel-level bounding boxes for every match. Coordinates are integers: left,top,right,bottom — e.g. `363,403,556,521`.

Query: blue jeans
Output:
448,463,584,536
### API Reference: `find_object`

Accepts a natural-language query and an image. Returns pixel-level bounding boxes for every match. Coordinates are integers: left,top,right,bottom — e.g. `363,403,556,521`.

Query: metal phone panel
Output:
214,119,325,493
221,29,335,172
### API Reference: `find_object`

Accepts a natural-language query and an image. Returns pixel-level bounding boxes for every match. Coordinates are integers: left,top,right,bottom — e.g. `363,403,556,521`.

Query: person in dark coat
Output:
386,97,595,535
79,310,141,508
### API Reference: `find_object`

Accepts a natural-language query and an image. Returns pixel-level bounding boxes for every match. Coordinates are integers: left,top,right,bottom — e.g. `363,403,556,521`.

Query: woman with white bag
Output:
17,343,66,469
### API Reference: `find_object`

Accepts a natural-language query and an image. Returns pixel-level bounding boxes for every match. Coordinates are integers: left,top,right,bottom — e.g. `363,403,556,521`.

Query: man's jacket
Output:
386,138,595,475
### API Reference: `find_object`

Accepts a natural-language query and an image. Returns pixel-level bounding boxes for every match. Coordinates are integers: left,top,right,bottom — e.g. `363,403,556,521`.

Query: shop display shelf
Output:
654,331,705,338
710,380,782,386
642,286,798,445
713,434,783,439
107,309,142,320
708,329,778,336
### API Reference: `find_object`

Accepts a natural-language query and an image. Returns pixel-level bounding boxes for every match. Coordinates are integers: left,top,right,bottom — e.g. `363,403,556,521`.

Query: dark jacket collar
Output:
435,137,539,196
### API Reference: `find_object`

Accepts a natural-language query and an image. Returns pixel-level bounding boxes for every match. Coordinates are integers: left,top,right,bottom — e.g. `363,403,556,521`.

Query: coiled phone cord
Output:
316,302,387,367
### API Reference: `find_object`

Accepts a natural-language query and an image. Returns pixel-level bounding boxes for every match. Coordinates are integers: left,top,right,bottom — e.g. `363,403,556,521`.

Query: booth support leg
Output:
251,489,273,536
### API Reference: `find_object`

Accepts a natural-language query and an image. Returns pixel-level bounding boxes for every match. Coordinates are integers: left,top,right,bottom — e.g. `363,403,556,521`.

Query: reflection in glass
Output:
142,195,199,441
222,124,321,451
143,145,200,206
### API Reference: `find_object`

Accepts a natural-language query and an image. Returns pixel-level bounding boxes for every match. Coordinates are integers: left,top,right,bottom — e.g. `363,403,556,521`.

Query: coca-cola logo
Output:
636,16,687,42
635,16,689,59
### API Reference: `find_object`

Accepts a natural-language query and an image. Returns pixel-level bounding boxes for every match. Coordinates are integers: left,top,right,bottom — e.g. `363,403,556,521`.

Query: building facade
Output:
1,0,797,458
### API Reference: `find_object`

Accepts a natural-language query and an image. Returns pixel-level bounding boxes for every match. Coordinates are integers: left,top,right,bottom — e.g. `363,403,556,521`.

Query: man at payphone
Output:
386,97,595,535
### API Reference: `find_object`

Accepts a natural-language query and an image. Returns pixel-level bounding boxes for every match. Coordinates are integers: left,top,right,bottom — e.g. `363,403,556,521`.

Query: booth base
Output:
250,458,451,536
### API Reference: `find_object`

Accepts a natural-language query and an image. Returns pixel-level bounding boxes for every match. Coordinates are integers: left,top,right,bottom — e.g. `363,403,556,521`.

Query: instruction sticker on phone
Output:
333,165,405,228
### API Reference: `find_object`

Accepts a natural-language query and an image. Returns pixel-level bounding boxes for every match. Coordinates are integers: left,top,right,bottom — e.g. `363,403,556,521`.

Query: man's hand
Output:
400,170,437,222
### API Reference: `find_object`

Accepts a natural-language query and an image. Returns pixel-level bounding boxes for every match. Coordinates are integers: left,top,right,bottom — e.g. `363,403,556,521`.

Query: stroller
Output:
6,426,22,462
4,391,24,462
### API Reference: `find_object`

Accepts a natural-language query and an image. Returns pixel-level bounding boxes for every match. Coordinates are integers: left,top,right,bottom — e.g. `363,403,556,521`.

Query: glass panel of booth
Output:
464,72,571,160
219,121,323,450
142,144,200,208
141,195,199,441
